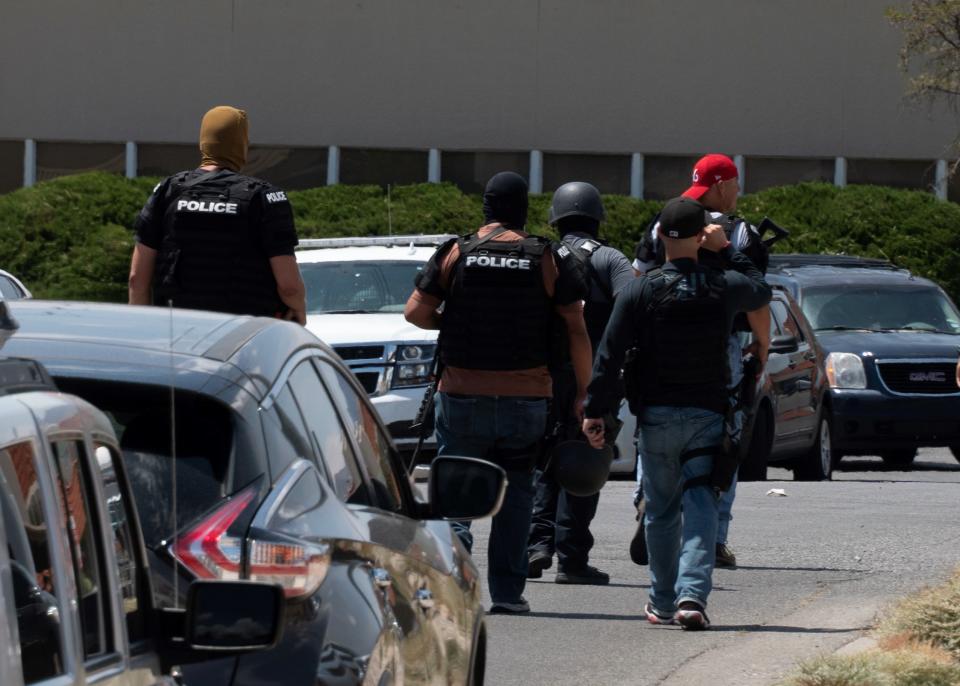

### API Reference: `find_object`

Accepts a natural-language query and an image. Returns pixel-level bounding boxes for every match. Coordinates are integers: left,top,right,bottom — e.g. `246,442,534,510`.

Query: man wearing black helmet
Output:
526,181,634,586
404,171,591,614
583,197,770,630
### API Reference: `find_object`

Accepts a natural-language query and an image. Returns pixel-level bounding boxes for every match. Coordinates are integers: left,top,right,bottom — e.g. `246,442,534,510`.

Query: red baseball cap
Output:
682,154,738,200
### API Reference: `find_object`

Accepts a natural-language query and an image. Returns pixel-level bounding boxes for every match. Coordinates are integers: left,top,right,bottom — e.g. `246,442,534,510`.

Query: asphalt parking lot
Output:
470,448,960,686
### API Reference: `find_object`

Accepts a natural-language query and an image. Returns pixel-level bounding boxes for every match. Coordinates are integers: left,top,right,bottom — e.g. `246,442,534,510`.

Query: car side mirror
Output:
427,456,506,521
184,581,284,652
769,334,799,355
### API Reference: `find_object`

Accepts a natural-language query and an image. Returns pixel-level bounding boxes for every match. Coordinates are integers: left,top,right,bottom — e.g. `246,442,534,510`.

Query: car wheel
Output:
880,449,917,467
739,404,772,481
795,412,833,481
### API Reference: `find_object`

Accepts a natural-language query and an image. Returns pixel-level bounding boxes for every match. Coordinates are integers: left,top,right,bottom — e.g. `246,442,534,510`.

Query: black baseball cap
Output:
659,197,707,239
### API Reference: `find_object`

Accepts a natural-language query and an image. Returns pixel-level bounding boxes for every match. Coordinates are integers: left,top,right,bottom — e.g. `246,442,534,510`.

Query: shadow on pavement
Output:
735,565,868,573
520,611,648,621
712,624,867,634
836,459,959,473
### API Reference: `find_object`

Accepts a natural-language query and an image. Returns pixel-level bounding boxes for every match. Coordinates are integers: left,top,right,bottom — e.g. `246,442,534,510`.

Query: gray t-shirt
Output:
563,232,635,302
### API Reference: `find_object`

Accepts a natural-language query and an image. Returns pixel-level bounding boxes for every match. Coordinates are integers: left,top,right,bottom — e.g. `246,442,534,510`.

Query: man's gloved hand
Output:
581,417,605,449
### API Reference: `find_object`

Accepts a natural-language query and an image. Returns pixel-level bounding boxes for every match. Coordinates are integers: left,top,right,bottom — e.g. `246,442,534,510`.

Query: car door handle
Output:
372,567,392,589
415,587,434,610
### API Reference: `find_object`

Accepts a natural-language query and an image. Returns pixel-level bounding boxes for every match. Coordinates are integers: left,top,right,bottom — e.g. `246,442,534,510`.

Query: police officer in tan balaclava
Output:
128,106,306,323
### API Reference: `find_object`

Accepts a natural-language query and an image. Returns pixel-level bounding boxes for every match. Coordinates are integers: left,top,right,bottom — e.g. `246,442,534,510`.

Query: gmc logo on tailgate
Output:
909,371,946,383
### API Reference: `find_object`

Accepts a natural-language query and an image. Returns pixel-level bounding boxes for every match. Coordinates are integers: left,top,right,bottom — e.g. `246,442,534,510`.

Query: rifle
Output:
757,217,790,249
712,353,762,492
407,337,443,472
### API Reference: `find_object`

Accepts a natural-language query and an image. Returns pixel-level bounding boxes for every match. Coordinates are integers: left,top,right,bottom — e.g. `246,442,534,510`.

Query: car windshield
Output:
300,260,425,314
801,286,960,334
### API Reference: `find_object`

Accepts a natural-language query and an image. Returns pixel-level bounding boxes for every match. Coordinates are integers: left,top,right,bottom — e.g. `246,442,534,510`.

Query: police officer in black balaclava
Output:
404,171,592,614
128,106,306,323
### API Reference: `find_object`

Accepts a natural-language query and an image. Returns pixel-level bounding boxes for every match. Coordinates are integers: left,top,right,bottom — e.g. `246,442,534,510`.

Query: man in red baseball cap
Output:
682,153,741,210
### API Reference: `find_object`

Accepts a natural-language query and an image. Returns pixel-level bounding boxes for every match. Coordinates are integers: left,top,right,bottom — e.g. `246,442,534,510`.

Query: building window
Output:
36,142,125,183
846,159,935,192
543,153,631,195
642,154,701,200
137,144,198,178
0,139,23,194
442,151,529,194
340,148,427,187
744,157,834,193
246,146,327,190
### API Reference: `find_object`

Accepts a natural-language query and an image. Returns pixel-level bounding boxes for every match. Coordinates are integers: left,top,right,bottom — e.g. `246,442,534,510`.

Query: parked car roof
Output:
768,254,937,294
4,301,329,401
0,268,31,300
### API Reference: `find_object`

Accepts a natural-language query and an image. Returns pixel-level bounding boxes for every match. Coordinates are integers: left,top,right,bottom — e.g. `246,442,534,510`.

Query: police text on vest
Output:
465,255,532,270
176,200,239,214
265,191,288,204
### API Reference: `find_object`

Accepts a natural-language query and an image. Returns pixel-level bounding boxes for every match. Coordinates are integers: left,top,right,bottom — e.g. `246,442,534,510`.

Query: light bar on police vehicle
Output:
296,234,457,250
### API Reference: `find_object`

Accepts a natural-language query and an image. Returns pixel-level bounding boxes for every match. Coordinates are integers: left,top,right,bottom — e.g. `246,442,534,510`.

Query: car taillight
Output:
248,539,331,598
170,487,258,580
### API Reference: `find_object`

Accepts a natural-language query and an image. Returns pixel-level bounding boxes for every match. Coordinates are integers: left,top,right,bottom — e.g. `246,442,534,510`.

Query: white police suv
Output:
296,235,453,458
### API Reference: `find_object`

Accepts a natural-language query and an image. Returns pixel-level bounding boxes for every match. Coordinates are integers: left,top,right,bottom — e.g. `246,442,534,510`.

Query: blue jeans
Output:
435,392,547,604
639,406,723,613
635,334,743,544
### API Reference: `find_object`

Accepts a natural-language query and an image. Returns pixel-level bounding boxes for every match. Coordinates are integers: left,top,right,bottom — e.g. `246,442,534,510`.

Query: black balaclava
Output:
482,171,529,230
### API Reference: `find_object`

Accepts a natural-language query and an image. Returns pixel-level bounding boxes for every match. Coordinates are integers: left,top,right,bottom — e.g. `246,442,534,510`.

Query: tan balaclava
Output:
199,106,249,171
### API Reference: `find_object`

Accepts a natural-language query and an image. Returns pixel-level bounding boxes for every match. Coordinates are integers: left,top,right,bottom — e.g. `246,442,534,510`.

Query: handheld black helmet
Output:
551,439,613,497
548,181,605,226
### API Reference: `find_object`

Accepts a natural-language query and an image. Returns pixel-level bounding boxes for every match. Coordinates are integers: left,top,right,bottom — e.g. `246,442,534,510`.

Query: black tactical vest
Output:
636,268,730,413
440,232,553,371
153,170,283,317
576,239,615,350
548,238,613,370
640,212,767,333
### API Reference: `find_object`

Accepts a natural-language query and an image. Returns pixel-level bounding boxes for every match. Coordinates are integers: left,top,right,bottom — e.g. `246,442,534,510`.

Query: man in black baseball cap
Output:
581,196,770,631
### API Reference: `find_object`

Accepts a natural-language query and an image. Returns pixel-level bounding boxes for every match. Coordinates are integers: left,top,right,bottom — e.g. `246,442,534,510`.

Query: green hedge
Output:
1,172,959,303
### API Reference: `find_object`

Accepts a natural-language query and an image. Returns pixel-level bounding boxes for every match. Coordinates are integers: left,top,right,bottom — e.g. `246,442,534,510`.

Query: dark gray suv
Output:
767,254,960,468
5,300,503,686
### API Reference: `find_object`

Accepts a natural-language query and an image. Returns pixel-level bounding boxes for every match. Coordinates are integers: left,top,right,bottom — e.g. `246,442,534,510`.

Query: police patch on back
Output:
175,199,240,215
464,254,533,270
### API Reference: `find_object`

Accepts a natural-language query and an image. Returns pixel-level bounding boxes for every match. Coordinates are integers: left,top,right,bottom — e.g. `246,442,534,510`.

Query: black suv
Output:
767,254,960,467
739,285,831,480
5,300,503,686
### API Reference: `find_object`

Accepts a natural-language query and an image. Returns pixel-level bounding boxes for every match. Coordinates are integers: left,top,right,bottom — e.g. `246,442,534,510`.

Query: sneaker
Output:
630,498,649,565
489,597,530,614
526,551,553,579
644,602,675,625
715,542,737,568
675,601,711,631
555,565,610,585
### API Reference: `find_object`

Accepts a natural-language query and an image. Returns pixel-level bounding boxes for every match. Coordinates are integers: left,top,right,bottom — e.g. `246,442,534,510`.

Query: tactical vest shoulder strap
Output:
457,226,508,256
567,238,613,303
645,269,684,315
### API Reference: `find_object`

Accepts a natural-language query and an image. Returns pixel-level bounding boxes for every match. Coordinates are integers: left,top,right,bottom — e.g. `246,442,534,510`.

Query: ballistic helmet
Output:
552,439,614,497
548,182,605,226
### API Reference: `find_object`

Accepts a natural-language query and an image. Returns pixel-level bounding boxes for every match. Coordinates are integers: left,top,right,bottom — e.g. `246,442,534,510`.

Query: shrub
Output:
3,173,960,304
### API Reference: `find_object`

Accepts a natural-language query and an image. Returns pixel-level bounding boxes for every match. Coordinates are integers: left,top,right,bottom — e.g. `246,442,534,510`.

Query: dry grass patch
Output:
780,568,960,686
